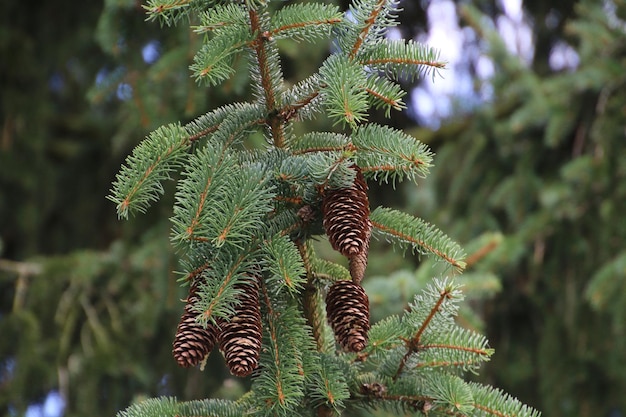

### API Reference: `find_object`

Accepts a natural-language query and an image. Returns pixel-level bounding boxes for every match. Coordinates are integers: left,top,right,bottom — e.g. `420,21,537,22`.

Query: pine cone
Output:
218,279,262,377
172,282,220,368
360,382,387,398
322,165,372,283
326,280,370,352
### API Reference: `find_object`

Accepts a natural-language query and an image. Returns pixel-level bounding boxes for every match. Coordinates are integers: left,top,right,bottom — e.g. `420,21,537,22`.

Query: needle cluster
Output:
111,1,540,416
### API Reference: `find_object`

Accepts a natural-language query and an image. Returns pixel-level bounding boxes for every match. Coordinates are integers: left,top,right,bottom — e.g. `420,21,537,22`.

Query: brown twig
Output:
248,9,285,147
464,238,500,268
393,287,452,380
349,0,386,59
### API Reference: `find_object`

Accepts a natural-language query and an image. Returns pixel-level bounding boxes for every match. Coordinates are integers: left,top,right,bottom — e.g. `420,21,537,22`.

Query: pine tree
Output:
109,1,540,416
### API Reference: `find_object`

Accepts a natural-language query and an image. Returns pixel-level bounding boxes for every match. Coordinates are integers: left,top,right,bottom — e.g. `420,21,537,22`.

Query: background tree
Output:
1,1,203,415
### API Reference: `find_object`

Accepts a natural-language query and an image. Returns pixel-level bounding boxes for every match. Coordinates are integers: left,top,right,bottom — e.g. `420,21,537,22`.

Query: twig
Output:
393,287,452,380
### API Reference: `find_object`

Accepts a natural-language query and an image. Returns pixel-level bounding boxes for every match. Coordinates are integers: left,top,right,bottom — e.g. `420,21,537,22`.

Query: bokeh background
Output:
1,0,625,416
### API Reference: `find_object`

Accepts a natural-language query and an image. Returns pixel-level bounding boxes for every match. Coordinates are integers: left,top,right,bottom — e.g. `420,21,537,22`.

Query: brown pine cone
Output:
326,280,370,352
172,282,220,367
322,165,372,283
218,279,262,377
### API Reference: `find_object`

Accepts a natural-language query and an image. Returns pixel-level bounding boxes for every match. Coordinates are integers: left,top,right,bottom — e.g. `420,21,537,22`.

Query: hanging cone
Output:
360,382,387,398
218,278,262,377
172,282,220,368
326,280,370,352
322,165,372,283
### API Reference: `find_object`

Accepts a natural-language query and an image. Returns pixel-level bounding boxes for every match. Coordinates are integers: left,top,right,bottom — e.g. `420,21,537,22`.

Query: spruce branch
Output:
108,123,190,219
363,76,406,117
364,392,434,415
254,284,308,416
308,355,351,413
421,373,475,415
357,39,446,81
143,0,195,25
263,233,306,295
294,239,339,358
306,153,357,190
286,132,351,154
143,0,233,27
279,76,324,122
394,279,461,379
192,250,259,326
169,142,238,246
205,168,275,248
269,3,342,41
190,29,252,87
346,0,394,59
179,256,210,283
365,315,404,354
319,54,369,127
286,125,434,185
194,4,249,34
117,396,248,417
416,327,493,373
266,208,304,238
209,103,268,147
303,282,332,353
410,284,455,344
352,123,434,184
370,207,466,271
311,257,352,283
469,383,542,417
184,102,265,143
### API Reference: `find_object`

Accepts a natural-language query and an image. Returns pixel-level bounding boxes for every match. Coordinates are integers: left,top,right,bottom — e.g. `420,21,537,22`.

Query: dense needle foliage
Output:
108,1,540,416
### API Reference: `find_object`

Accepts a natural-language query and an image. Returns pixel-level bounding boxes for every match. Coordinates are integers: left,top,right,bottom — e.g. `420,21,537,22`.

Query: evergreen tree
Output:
109,1,540,416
